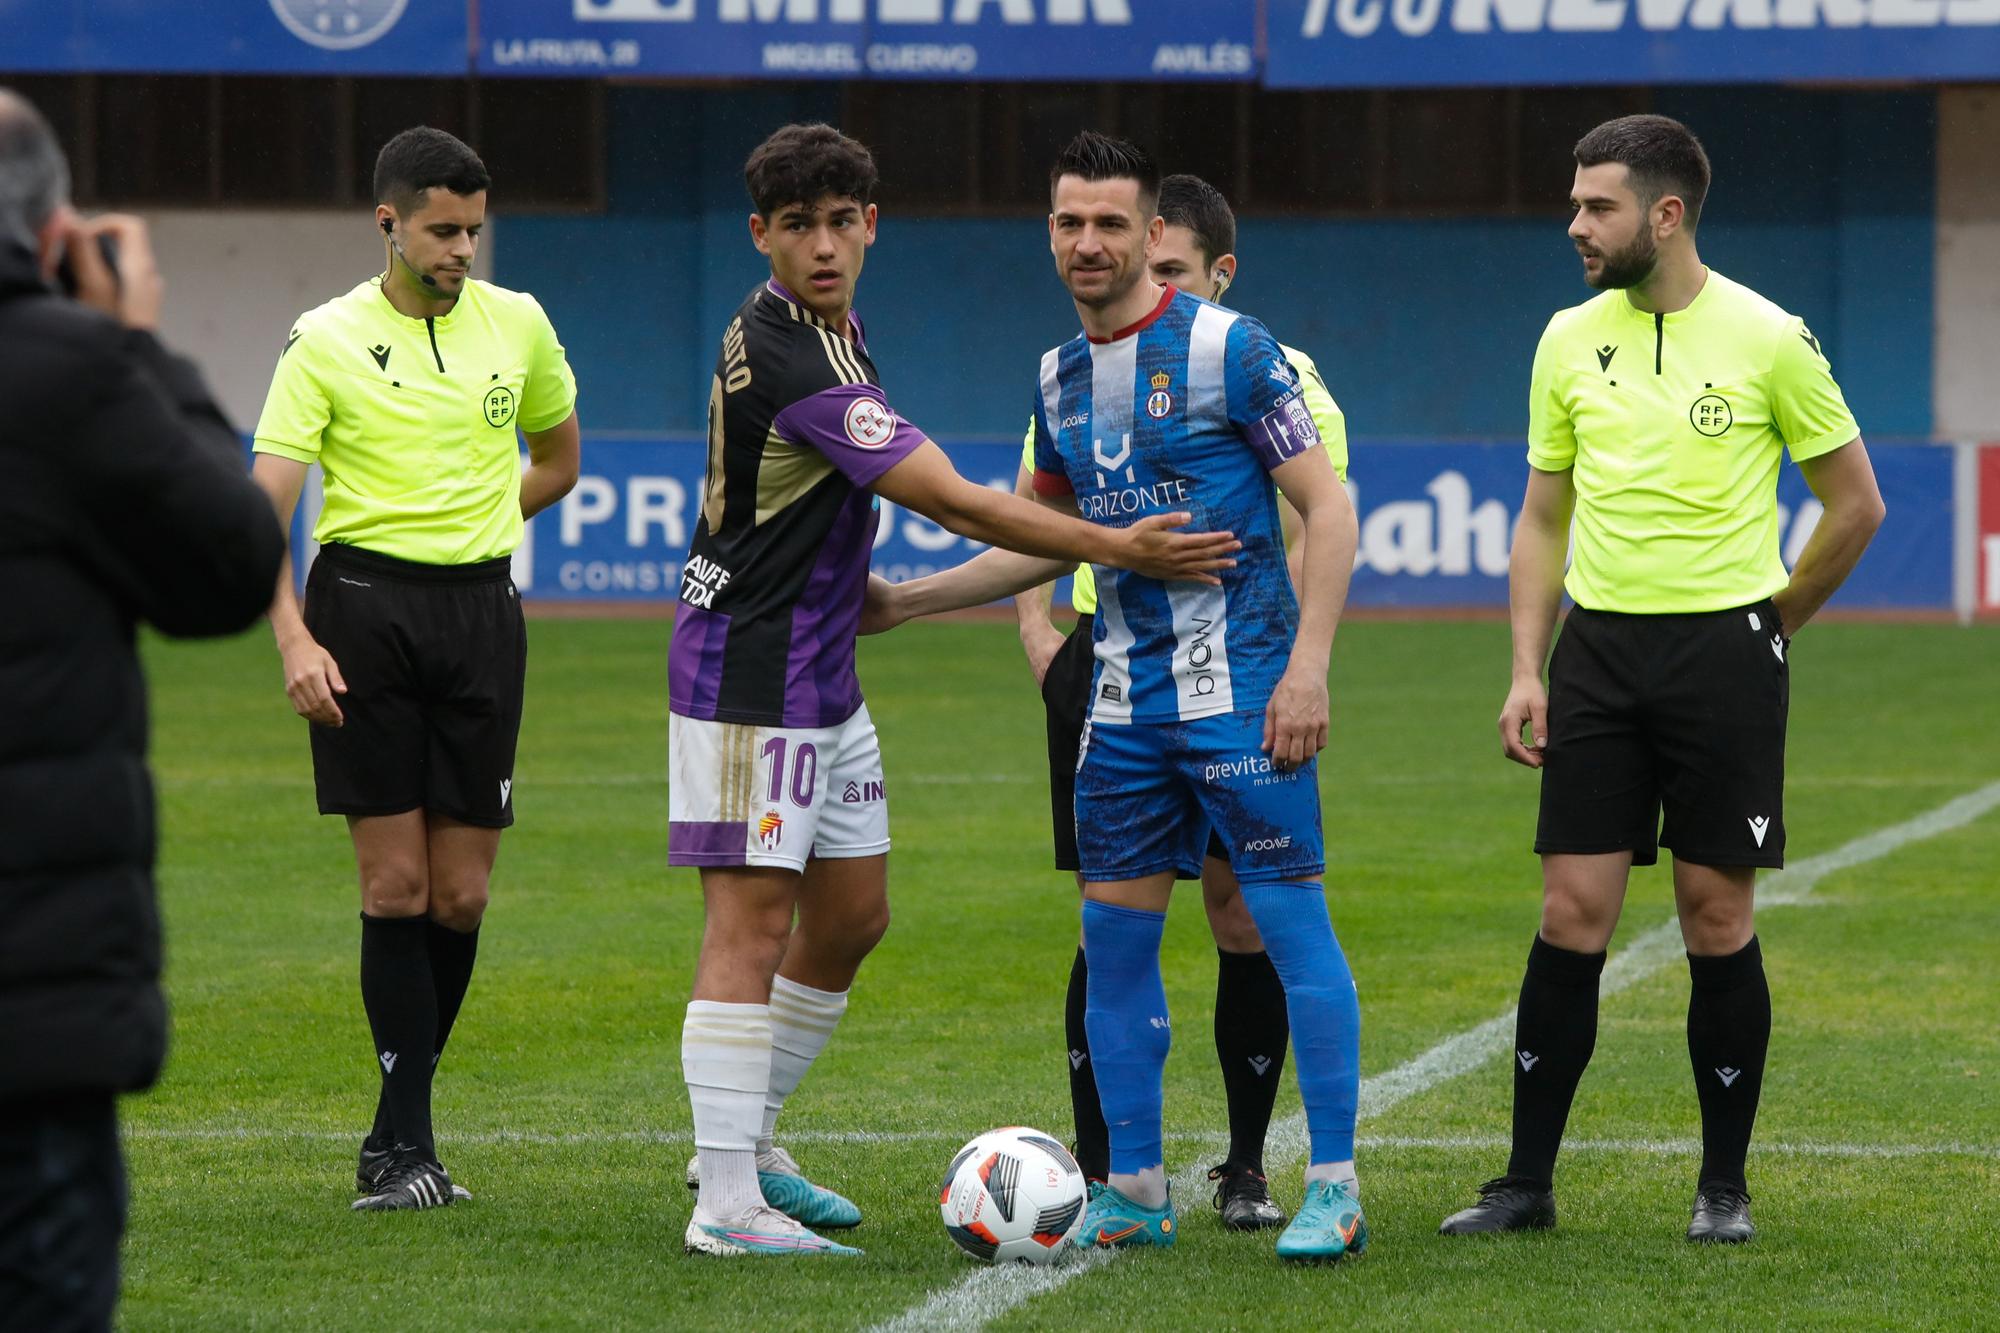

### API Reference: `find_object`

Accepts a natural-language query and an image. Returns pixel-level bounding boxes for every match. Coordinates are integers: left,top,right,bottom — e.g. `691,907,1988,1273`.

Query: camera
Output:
55,233,120,297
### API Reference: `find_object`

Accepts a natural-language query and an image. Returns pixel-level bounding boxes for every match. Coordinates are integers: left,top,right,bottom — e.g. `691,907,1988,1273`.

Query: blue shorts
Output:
1073,708,1325,887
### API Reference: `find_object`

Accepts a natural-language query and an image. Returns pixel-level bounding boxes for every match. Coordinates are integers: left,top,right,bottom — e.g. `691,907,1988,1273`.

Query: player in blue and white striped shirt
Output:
868,133,1368,1263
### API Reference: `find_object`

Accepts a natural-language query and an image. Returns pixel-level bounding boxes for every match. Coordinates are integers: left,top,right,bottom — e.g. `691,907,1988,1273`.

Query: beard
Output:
1582,228,1658,290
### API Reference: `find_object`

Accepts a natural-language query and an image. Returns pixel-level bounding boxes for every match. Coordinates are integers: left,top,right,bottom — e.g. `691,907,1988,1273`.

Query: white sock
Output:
1108,1165,1168,1209
683,1001,772,1219
760,975,848,1154
1306,1160,1359,1194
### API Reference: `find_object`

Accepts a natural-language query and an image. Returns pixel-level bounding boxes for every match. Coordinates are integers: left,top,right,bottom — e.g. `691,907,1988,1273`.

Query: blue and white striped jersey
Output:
1031,286,1323,726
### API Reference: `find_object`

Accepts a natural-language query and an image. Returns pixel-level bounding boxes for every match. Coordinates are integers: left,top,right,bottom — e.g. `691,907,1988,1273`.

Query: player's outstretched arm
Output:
867,546,1075,633
1772,437,1884,637
1263,447,1357,770
1499,465,1575,768
871,440,1238,583
249,453,347,728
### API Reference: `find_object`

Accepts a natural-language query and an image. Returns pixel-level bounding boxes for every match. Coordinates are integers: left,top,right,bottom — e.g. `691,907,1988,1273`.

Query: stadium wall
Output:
136,84,1942,443
1935,86,2000,442
492,83,1937,442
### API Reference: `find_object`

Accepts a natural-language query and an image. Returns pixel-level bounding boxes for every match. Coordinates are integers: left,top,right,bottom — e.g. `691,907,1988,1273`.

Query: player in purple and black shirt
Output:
672,123,1240,1259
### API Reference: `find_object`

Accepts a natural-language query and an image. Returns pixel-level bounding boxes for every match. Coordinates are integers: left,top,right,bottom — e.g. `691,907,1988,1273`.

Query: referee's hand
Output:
280,634,348,727
1499,677,1548,768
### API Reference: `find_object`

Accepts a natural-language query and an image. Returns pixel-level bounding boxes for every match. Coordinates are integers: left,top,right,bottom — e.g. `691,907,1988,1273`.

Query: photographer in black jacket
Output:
0,89,284,1331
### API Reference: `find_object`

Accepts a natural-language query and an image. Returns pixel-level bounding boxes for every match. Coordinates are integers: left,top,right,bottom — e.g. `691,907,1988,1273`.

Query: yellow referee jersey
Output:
1528,269,1858,615
1020,342,1348,615
253,277,578,565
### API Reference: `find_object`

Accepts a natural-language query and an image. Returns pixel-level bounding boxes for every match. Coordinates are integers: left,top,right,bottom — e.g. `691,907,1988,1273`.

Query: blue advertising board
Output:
369,436,1949,610
0,0,470,75
1265,0,2000,88
476,0,1254,80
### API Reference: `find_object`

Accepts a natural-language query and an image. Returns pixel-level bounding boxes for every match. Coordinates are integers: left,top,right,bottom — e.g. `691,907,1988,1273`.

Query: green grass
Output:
123,620,1999,1330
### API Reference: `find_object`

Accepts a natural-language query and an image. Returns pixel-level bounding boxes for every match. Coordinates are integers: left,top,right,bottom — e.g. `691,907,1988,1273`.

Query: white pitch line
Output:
1356,1134,1998,1161
124,1124,1994,1165
121,1126,949,1148
867,778,2000,1333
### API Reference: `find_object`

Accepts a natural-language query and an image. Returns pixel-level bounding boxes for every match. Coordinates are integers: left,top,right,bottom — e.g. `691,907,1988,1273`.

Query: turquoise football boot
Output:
1276,1178,1368,1262
1077,1181,1177,1249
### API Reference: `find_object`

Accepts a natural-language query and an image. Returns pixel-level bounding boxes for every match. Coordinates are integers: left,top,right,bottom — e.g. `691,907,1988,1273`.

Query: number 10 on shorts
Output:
762,736,819,808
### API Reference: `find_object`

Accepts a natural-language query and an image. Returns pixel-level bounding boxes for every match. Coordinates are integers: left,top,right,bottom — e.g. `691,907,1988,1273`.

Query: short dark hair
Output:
1574,114,1711,229
1049,131,1160,216
1158,174,1235,268
744,123,878,218
373,126,490,214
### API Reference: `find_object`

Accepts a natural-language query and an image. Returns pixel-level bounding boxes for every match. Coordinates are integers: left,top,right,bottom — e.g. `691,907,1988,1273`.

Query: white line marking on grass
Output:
122,1126,951,1148
126,1125,1994,1165
1358,1134,1998,1161
867,778,2000,1333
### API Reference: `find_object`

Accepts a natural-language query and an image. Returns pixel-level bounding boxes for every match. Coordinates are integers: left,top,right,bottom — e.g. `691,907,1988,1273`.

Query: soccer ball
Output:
938,1126,1088,1265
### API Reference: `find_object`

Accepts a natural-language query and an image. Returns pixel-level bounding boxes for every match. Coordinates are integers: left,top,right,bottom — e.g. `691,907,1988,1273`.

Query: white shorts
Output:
668,704,890,872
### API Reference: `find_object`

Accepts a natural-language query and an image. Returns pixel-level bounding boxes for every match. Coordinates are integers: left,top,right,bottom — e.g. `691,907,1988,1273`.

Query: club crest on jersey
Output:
1145,369,1174,420
757,809,784,850
843,396,896,449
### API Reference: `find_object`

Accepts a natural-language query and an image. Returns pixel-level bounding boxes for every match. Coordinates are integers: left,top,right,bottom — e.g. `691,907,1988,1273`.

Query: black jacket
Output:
0,238,284,1105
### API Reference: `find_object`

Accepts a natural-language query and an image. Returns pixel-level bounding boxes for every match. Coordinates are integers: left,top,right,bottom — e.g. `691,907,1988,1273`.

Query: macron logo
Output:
379,1051,398,1073
501,778,513,807
1716,1067,1742,1087
1748,815,1770,847
1248,1055,1272,1076
1517,1050,1539,1072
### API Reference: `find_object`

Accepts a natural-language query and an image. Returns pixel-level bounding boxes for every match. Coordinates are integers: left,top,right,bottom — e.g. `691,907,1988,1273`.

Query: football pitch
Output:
125,618,1997,1331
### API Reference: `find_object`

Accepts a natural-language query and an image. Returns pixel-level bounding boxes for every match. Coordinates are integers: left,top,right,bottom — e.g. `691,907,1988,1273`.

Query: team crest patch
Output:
1145,369,1173,420
843,396,896,449
757,809,785,850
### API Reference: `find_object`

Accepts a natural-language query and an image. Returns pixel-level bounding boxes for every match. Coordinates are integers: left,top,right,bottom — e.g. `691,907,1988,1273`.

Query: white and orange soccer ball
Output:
938,1126,1088,1266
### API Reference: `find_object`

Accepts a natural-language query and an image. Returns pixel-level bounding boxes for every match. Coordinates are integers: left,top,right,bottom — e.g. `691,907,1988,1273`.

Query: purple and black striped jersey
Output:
668,281,925,728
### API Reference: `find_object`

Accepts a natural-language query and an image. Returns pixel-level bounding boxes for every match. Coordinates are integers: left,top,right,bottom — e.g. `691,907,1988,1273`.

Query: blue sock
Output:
1081,900,1170,1177
1240,881,1360,1166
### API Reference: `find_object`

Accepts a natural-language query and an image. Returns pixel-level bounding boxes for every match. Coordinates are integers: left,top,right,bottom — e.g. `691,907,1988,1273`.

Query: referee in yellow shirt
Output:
250,127,580,1212
1440,115,1883,1244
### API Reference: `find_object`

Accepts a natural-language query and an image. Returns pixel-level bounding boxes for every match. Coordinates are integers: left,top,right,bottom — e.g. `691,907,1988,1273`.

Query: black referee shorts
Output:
303,543,526,829
1536,597,1790,869
1040,613,1227,874
1042,615,1094,873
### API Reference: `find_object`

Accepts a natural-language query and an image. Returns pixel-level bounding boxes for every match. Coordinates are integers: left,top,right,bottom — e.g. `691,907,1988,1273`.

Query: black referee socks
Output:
428,920,481,1061
1215,948,1290,1174
359,913,439,1161
1686,936,1771,1192
1064,946,1110,1182
1506,934,1607,1188
365,919,483,1152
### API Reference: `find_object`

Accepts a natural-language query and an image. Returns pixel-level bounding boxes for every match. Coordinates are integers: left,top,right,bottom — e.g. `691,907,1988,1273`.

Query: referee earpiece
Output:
380,216,438,289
